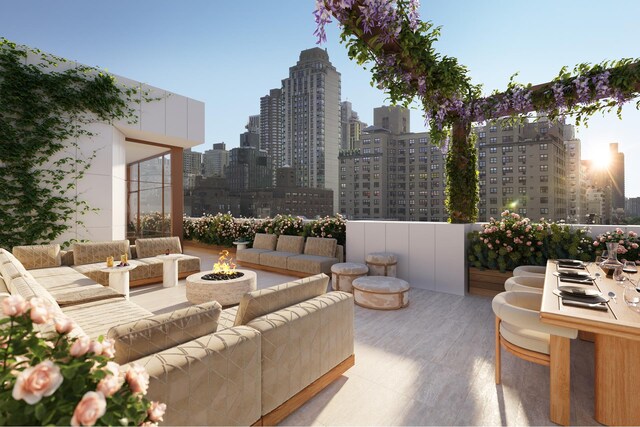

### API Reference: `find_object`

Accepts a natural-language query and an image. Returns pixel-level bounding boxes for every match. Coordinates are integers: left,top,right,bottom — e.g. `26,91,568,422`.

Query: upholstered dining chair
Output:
513,264,546,277
492,291,578,426
504,275,545,293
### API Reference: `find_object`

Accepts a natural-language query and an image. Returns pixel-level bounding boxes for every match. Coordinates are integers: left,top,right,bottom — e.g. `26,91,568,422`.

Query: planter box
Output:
182,241,236,256
468,267,513,297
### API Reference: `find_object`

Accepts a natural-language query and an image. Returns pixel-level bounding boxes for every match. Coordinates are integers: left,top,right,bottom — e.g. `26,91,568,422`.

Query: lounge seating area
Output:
236,233,344,277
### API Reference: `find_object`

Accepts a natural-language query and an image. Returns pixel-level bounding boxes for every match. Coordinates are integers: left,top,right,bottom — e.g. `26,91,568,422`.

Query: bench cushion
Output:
253,233,277,250
234,273,329,326
236,248,271,264
135,237,183,259
275,235,305,254
287,254,338,275
72,240,131,266
12,244,61,270
304,237,337,258
108,301,222,364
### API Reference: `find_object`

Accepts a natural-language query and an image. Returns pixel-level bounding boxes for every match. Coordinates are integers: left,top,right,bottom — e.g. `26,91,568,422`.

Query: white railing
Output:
346,221,640,297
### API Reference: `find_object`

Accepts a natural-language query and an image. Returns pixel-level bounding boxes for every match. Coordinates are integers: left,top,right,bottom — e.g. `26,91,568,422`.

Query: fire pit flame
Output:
201,250,244,281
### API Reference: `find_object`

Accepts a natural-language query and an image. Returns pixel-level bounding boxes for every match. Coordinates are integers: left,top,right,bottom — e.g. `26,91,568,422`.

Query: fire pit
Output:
186,250,256,306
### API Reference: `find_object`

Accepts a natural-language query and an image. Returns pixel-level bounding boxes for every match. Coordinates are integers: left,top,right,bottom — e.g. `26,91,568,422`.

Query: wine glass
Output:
624,260,638,274
613,266,627,286
623,284,640,312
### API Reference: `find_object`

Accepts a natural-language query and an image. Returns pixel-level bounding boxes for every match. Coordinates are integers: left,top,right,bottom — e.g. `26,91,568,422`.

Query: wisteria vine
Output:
314,0,640,145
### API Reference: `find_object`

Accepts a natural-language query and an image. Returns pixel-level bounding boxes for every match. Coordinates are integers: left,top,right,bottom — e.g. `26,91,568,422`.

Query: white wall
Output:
23,49,204,245
346,221,474,296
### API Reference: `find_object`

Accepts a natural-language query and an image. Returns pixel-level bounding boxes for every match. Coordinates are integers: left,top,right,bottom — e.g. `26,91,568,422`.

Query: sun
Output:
592,148,612,170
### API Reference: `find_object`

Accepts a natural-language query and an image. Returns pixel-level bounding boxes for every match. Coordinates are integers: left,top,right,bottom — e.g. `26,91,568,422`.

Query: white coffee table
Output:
233,240,249,251
158,254,182,288
101,265,137,300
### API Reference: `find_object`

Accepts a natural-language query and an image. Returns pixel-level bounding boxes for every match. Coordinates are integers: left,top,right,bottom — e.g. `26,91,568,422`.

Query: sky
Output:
2,1,639,194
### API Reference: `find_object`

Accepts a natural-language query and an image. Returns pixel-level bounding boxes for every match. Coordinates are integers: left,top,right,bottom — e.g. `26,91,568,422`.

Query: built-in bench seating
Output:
236,233,343,277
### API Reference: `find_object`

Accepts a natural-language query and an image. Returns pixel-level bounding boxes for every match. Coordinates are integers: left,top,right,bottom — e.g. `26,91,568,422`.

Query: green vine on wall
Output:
0,38,142,249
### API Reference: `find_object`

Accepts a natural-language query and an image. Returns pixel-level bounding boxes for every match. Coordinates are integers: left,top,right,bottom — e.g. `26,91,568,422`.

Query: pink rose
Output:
2,294,28,317
29,298,51,324
88,341,103,355
600,237,606,242
97,362,121,398
630,231,637,238
71,391,106,427
537,241,543,246
126,364,149,394
70,336,91,357
54,316,75,335
530,247,535,252
100,339,116,359
12,360,63,404
526,241,532,246
147,401,167,422
632,243,639,249
593,241,600,247
620,240,625,245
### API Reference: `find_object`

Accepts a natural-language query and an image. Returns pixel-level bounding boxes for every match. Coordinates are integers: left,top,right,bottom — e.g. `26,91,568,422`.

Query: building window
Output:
519,187,527,194
490,167,497,174
490,137,497,143
502,136,513,143
490,187,497,194
540,165,548,172
490,177,497,184
540,154,548,161
489,125,497,133
540,208,549,214
518,145,526,153
490,157,497,164
490,147,497,153
540,143,548,150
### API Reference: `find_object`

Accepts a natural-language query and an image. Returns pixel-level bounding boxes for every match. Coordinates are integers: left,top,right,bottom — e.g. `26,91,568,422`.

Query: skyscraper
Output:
202,143,229,178
282,48,341,211
609,142,625,210
260,88,283,185
340,101,366,151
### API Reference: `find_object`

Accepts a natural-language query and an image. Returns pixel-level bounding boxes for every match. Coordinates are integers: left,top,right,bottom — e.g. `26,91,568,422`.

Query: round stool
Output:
366,252,398,277
352,276,410,310
331,262,369,293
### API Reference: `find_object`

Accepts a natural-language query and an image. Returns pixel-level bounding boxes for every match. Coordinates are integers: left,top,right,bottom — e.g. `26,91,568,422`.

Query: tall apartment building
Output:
260,88,283,185
609,142,625,210
183,148,202,191
226,130,271,192
202,143,229,178
565,138,584,223
339,106,448,221
246,114,260,135
282,48,341,211
626,197,640,217
340,101,366,151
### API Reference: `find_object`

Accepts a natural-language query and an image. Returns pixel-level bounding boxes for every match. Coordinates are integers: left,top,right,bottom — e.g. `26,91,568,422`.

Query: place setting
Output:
553,285,610,311
553,267,596,285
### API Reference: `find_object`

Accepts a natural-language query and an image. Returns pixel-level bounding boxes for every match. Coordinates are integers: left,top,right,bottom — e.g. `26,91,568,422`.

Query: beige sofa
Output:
12,237,200,287
237,234,343,277
0,246,354,426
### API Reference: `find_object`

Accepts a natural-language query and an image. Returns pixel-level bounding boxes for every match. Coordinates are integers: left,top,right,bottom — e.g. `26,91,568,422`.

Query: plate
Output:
556,269,591,278
557,259,584,266
557,285,602,297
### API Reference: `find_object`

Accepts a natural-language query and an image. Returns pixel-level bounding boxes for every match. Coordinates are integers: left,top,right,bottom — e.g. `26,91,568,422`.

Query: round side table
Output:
158,254,182,288
101,265,137,300
233,240,249,251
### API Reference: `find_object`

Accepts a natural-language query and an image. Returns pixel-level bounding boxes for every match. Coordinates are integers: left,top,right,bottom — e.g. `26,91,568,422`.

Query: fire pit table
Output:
185,269,257,306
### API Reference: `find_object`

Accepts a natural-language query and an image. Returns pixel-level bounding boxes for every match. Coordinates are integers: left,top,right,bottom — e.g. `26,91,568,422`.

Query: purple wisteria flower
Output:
592,71,611,99
574,75,591,104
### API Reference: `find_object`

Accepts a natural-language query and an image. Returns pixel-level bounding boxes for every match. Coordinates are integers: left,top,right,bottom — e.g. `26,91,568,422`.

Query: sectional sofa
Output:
236,234,343,277
0,244,354,426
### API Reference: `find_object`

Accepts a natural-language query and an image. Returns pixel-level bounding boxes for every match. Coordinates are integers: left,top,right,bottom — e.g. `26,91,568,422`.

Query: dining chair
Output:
492,291,578,426
504,275,544,293
513,265,546,277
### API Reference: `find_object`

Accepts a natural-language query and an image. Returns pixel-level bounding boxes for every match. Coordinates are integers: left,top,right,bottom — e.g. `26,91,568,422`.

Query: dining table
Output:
540,259,640,426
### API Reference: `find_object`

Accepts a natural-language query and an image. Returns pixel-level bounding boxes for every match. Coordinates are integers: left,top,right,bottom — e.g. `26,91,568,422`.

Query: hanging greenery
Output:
313,0,640,223
0,38,141,248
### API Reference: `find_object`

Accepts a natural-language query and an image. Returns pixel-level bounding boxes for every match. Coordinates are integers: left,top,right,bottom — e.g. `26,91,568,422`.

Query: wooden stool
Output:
366,252,398,277
352,276,410,310
331,262,369,293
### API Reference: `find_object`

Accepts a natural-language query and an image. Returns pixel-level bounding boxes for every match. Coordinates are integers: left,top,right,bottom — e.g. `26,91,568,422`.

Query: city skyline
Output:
2,1,639,194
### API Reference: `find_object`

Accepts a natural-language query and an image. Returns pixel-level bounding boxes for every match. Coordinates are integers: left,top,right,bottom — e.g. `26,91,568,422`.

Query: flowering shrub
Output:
593,228,640,261
467,211,594,272
0,295,165,426
271,215,305,236
306,214,347,246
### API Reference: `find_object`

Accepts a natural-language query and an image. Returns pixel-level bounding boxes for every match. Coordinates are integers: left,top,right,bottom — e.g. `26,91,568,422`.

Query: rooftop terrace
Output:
129,244,600,426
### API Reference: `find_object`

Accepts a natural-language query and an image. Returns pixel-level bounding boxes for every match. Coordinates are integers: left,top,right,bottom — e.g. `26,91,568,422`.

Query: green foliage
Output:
593,228,640,261
446,124,478,223
183,214,347,247
0,300,160,425
0,38,140,249
467,210,594,272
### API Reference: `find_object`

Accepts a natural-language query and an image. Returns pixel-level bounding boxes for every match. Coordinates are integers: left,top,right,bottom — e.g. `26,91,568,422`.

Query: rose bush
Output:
467,210,594,272
0,295,164,426
593,228,640,261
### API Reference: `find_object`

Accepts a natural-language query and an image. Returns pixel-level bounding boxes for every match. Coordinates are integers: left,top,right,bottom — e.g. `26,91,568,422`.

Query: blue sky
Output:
2,1,640,195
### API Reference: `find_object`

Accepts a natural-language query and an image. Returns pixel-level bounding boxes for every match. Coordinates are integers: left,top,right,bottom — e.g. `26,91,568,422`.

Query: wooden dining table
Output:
540,259,640,426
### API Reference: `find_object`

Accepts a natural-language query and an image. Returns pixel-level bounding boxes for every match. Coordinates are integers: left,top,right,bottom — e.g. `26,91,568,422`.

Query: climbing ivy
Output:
0,39,141,248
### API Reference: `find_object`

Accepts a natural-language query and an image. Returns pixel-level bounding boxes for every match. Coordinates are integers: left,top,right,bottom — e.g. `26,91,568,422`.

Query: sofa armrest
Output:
130,245,137,259
135,325,262,426
246,291,354,415
60,250,74,266
335,245,344,263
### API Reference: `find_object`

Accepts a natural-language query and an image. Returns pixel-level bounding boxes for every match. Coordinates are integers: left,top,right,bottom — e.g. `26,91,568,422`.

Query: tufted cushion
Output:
0,277,7,294
234,273,329,326
72,240,131,266
108,301,222,364
0,249,29,287
252,233,277,250
12,244,61,270
275,235,305,254
304,237,337,258
135,237,182,259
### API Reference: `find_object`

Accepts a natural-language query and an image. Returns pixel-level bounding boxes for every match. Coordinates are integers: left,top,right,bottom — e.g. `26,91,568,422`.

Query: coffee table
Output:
186,269,257,306
157,253,182,288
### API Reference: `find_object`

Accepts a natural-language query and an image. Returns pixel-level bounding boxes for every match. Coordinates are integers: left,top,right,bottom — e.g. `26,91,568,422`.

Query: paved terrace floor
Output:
130,245,599,426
